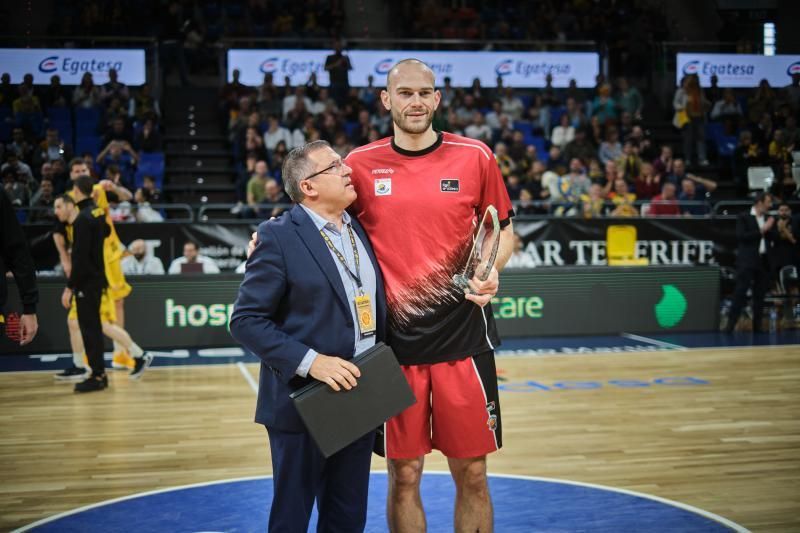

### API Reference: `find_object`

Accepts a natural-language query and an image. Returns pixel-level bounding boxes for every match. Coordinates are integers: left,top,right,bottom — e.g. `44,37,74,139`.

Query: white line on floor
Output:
236,362,258,394
621,333,686,350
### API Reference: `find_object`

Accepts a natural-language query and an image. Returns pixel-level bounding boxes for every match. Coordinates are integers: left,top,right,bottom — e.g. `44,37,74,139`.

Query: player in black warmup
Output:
61,176,109,393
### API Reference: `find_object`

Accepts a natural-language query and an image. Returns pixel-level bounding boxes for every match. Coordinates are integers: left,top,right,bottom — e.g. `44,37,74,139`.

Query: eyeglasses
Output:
303,159,345,181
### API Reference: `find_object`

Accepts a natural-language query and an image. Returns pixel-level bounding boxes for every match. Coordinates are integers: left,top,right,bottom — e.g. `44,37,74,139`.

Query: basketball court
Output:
2,332,798,532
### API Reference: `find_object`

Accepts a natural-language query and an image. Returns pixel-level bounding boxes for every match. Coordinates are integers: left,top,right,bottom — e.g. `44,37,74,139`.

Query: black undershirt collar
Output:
390,131,443,157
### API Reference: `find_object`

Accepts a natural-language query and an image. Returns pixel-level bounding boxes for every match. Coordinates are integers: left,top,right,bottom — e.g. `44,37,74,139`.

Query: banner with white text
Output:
228,49,600,88
676,53,800,88
0,48,147,85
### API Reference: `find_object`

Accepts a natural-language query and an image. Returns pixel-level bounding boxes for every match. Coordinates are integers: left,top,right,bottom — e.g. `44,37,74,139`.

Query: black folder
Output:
289,342,416,458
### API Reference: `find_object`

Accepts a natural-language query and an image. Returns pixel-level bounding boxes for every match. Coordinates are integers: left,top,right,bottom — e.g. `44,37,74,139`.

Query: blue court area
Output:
2,330,798,373
20,472,744,532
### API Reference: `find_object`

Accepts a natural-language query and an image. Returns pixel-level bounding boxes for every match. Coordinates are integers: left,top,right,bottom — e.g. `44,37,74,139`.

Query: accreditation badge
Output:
355,294,376,337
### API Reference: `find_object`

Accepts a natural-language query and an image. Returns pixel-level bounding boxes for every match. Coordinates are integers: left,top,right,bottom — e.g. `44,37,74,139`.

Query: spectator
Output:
587,158,604,182
673,75,709,166
454,94,479,130
259,178,290,218
525,161,551,203
551,113,575,150
439,76,456,109
768,129,794,168
563,127,596,166
357,75,377,109
608,178,638,217
129,83,161,122
72,73,102,109
494,142,516,178
6,127,34,165
616,77,643,119
648,182,681,216
634,162,660,200
485,100,512,130
263,114,294,153
2,166,30,207
551,158,591,215
591,83,617,124
652,144,674,179
133,187,163,222
28,177,55,223
140,175,162,204
464,111,493,144
324,39,352,107
516,188,546,216
499,87,525,121
564,96,585,128
122,239,165,275
256,73,282,118
506,173,523,200
767,203,800,291
101,68,130,105
221,68,251,116
42,75,70,109
747,79,777,124
577,182,605,219
547,145,568,176
505,232,536,268
617,139,642,182
526,95,550,138
96,141,138,187
785,72,800,113
244,160,270,217
710,88,743,122
783,116,800,148
706,74,722,109
1,152,34,184
598,126,623,165
103,117,134,147
168,241,221,274
678,178,710,216
34,127,72,169
134,118,163,153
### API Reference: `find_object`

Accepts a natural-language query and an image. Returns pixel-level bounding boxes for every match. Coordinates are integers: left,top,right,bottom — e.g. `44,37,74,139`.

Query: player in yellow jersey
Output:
52,159,150,379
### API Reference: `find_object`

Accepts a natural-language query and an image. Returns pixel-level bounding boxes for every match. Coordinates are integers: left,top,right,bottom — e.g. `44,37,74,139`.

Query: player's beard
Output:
392,106,433,135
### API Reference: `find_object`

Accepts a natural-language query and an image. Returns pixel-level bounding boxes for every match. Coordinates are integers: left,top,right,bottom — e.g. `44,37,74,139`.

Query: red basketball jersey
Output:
346,132,513,365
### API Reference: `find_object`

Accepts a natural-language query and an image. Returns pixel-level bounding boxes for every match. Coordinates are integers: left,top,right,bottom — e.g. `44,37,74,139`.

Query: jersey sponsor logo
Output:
440,178,460,192
371,168,394,175
375,178,392,196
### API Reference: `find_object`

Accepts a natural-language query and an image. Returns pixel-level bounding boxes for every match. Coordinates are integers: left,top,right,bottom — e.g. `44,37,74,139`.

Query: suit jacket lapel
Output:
290,206,350,311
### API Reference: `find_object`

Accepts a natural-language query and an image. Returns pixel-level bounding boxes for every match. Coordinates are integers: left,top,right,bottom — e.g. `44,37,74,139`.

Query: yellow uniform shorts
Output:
105,257,132,301
68,290,117,324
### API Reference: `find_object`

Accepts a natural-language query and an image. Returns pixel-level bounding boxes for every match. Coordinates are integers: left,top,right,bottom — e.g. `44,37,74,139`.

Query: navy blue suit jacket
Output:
230,204,387,432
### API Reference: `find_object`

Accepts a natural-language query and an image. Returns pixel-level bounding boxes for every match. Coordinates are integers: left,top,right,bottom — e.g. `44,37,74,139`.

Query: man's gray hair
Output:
282,140,332,203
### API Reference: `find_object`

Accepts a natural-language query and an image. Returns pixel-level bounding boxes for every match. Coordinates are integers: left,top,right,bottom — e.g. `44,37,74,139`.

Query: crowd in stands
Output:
219,65,800,222
0,69,164,223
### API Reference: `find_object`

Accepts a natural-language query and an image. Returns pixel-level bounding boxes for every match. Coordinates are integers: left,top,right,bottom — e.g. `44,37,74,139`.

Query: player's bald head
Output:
386,59,436,91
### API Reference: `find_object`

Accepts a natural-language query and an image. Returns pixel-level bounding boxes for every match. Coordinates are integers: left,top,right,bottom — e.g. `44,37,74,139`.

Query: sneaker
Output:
54,366,90,382
112,351,135,370
74,373,108,393
129,353,154,380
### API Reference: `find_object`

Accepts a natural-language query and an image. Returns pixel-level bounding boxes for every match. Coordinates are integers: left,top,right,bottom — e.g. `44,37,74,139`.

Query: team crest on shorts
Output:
375,178,392,196
486,402,497,431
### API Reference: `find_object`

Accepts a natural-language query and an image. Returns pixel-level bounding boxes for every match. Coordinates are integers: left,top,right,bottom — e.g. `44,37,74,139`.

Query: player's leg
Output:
430,353,502,533
385,364,433,532
73,286,107,392
54,304,89,381
447,455,493,533
111,296,134,369
387,457,426,533
99,291,152,379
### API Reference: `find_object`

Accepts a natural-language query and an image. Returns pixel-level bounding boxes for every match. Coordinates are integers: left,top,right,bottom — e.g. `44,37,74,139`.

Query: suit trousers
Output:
266,426,374,533
74,285,105,375
727,255,770,332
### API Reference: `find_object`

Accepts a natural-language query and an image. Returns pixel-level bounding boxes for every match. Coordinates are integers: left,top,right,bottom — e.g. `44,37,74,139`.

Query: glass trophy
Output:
452,205,501,294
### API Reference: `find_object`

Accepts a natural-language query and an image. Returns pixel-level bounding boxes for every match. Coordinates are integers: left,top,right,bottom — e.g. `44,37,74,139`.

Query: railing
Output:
16,203,194,224
512,199,716,217
219,37,599,52
196,202,295,223
713,200,800,216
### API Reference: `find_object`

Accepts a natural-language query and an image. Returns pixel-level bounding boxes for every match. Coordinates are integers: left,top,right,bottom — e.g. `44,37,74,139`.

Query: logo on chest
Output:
440,178,460,193
375,178,392,196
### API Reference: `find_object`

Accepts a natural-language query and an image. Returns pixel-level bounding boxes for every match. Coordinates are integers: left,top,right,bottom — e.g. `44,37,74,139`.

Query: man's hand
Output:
308,354,361,391
464,267,499,308
19,314,38,345
61,288,73,309
763,216,776,233
247,231,258,259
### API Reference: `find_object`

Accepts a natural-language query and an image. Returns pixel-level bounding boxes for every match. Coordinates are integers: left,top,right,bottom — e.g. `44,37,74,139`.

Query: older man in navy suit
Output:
230,140,386,533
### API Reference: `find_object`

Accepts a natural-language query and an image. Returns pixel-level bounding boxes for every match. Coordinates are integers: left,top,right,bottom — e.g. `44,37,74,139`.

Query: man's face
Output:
130,240,146,260
41,163,54,179
265,180,279,199
304,146,356,208
40,180,53,197
778,205,791,219
254,161,268,177
382,64,440,135
70,163,90,180
46,130,58,145
662,183,676,200
54,198,73,222
673,159,685,176
184,243,198,262
614,179,627,195
569,158,583,174
682,179,695,196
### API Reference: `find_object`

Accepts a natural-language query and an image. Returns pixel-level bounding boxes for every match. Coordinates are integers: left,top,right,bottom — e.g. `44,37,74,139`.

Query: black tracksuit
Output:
0,192,38,335
727,212,772,332
68,198,109,375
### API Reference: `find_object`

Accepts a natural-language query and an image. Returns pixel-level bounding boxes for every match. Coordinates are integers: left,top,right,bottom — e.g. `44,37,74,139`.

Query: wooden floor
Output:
1,346,798,532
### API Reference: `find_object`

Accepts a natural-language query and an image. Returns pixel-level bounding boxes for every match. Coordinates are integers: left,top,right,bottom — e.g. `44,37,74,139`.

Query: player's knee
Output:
454,459,488,494
389,459,423,490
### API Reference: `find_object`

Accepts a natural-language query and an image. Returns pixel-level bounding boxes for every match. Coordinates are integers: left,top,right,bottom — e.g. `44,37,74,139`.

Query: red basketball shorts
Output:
384,352,502,459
